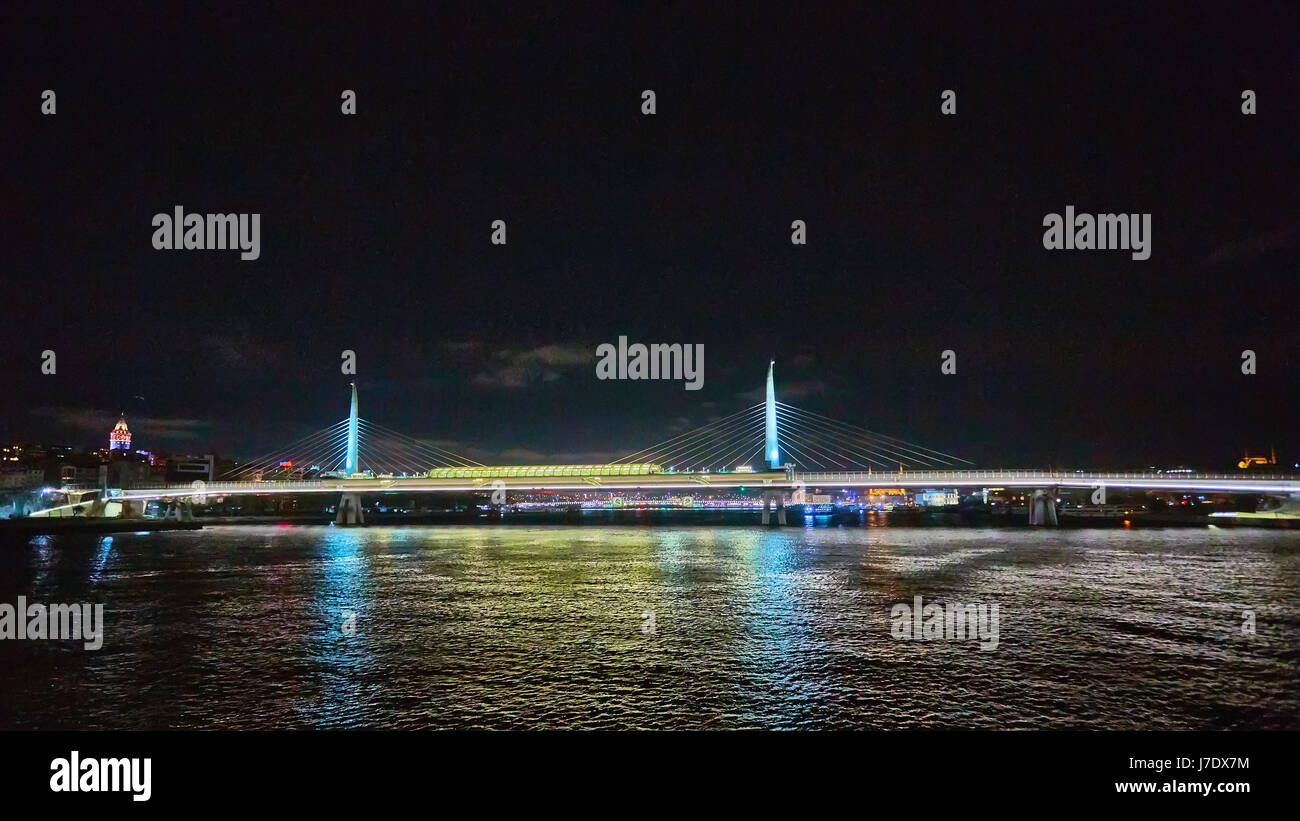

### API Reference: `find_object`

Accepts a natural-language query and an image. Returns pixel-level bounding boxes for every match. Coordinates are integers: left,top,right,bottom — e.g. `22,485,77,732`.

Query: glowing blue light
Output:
765,362,780,469
345,383,359,474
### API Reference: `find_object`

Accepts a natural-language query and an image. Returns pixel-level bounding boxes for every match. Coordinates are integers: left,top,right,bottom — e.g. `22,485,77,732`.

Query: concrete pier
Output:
761,490,787,525
335,492,365,525
1028,488,1059,526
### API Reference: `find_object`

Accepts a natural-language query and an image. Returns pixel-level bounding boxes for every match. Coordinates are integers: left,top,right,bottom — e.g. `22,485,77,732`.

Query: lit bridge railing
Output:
794,470,1298,481
117,480,329,494
792,470,1300,486
85,470,1300,498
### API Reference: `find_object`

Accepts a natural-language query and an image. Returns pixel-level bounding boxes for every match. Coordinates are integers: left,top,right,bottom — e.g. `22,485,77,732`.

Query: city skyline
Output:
8,360,1297,471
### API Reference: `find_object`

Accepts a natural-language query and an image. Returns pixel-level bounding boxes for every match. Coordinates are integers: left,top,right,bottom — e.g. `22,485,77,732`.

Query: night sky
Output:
3,3,1298,470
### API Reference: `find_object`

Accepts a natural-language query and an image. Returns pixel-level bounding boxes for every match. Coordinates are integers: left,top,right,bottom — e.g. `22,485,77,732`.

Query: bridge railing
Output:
99,470,1299,494
119,480,329,492
792,470,1297,482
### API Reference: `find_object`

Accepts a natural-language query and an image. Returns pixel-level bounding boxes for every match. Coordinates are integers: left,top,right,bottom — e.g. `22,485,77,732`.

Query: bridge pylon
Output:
164,499,194,521
765,360,780,470
345,382,359,475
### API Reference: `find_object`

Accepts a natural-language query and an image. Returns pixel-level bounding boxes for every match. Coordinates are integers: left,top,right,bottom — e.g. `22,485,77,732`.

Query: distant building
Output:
159,454,214,483
0,468,45,489
110,416,132,451
1237,448,1277,471
60,465,101,486
916,489,959,507
108,457,157,488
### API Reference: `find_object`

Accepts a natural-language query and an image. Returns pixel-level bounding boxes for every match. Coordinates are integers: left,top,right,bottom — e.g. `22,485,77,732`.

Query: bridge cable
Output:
355,421,478,472
649,407,766,468
775,419,903,469
622,405,766,468
613,403,765,465
775,402,970,465
356,418,483,467
773,421,859,469
774,405,965,468
221,419,352,479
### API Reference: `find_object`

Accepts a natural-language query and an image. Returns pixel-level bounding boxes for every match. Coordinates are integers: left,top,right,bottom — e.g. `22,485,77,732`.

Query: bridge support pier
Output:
1270,492,1300,517
1028,488,1059,526
165,500,194,521
335,492,365,526
761,490,787,526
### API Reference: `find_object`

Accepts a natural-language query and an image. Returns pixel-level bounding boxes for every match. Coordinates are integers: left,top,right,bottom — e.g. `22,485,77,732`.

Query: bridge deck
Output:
99,470,1300,500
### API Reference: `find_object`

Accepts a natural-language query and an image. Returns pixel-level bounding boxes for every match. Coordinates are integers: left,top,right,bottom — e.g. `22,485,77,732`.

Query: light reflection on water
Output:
0,524,1296,729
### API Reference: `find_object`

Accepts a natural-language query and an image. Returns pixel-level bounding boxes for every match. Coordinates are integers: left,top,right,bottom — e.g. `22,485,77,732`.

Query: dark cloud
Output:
1201,220,1300,268
32,407,213,442
441,341,484,356
470,344,593,390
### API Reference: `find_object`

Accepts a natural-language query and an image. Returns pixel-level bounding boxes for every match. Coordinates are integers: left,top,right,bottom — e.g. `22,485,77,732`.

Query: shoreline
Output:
4,508,1293,536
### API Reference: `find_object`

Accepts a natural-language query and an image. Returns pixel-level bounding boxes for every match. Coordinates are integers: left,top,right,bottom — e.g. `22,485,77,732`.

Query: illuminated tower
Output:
335,384,365,524
110,415,132,451
345,383,359,474
765,361,780,469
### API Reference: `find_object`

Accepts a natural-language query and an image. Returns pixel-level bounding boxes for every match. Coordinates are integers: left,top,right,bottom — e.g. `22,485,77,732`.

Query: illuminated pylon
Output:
345,383,359,474
765,360,780,469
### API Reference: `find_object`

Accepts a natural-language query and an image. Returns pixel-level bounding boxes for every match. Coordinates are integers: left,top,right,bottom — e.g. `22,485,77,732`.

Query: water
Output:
1,523,1297,729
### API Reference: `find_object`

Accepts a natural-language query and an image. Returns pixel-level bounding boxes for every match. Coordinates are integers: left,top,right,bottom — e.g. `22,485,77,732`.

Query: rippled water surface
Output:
1,524,1297,729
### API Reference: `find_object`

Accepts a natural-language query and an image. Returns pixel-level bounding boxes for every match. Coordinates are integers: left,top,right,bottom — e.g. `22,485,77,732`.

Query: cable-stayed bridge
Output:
32,364,1300,525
